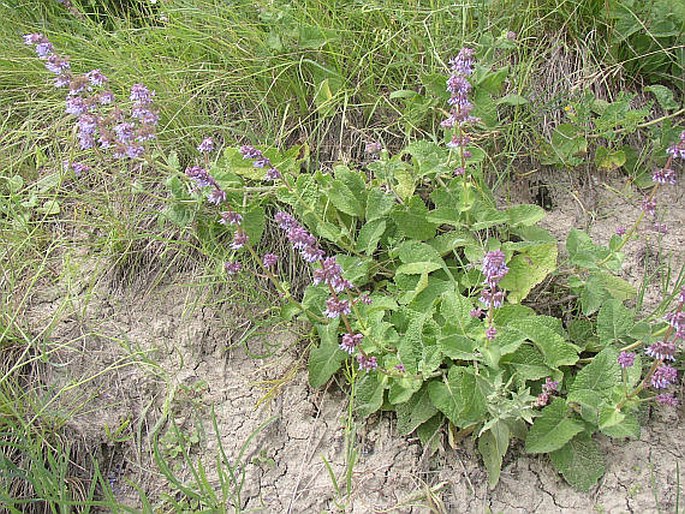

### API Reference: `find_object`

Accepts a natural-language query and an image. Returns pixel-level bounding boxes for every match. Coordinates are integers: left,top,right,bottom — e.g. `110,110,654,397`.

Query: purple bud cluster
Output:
23,34,158,166
239,145,282,180
535,377,560,407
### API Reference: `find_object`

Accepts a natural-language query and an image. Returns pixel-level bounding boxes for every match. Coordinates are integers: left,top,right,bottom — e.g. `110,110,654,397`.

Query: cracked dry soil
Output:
26,174,685,513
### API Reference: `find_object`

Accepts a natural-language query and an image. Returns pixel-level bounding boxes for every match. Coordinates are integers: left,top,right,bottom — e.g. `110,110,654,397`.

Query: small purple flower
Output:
186,166,212,188
479,288,505,309
23,33,47,45
655,393,679,407
207,188,227,205
651,364,678,389
470,308,483,318
45,54,70,74
132,107,159,126
394,363,406,372
618,351,636,368
219,211,243,226
114,122,135,144
482,250,509,287
263,253,279,268
642,198,656,217
666,131,685,159
86,69,107,87
324,297,351,318
340,333,363,354
485,325,497,340
35,41,54,59
65,96,89,116
453,167,465,177
313,257,352,292
542,377,559,394
224,261,242,275
230,230,249,250
130,83,154,105
615,226,626,236
98,90,115,105
198,137,214,153
265,167,281,180
239,145,262,159
534,392,550,407
653,222,668,234
357,354,378,372
666,311,685,334
645,341,677,361
652,167,677,185
449,47,476,76
125,143,145,159
358,293,373,305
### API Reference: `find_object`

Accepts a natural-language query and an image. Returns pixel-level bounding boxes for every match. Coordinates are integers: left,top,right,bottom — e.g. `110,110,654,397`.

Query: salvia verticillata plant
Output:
23,36,685,493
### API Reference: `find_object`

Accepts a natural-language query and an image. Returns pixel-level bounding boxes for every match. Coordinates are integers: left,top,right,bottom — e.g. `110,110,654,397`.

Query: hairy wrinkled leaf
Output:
550,432,605,491
525,399,584,454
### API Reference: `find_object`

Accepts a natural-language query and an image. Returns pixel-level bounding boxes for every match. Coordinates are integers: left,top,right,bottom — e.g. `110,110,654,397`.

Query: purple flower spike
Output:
618,351,636,369
655,393,679,407
651,364,677,389
130,83,154,105
357,354,378,372
340,333,363,354
615,226,626,236
485,325,497,340
645,341,677,361
265,167,281,180
641,198,657,217
482,250,509,287
219,211,243,226
652,167,677,185
198,137,214,153
185,166,212,188
207,188,227,205
224,261,242,275
230,230,249,250
323,297,351,318
239,145,262,159
666,131,685,159
86,69,107,87
263,253,279,268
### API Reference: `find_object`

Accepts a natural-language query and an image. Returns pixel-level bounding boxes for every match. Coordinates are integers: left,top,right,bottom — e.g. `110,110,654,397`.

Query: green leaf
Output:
507,317,578,369
356,218,386,255
366,189,396,221
645,85,678,111
388,374,423,404
308,320,346,388
396,384,439,435
567,348,620,423
478,421,510,488
525,398,584,454
393,197,438,241
328,178,364,218
550,432,605,491
428,366,487,428
597,300,635,346
241,205,265,245
396,261,442,275
505,204,545,227
600,411,640,439
38,200,61,216
499,243,557,303
500,344,550,381
355,373,387,419
497,93,528,106
594,146,626,171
